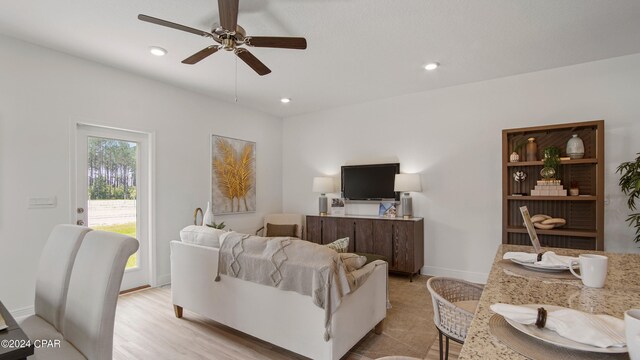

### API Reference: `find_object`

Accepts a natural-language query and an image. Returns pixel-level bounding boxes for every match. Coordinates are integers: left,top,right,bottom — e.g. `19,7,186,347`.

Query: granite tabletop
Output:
458,244,640,360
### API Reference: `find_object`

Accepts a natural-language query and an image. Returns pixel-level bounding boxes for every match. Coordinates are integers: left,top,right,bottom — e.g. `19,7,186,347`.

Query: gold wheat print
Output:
212,136,255,213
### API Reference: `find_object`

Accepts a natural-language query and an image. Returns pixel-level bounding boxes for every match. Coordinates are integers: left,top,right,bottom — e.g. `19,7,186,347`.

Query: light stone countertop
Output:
458,244,640,360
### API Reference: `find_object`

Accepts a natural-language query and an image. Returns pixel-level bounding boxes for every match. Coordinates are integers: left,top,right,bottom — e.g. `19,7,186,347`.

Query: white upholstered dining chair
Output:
426,277,483,360
22,229,138,360
61,230,139,360
19,225,92,339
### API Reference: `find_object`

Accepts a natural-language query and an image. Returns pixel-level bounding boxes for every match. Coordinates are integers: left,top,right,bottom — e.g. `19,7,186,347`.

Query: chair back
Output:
426,277,483,343
62,230,139,360
263,213,304,238
35,224,92,331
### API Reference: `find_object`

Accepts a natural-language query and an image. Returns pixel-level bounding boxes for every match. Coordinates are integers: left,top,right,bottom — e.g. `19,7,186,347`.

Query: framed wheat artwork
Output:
211,135,256,214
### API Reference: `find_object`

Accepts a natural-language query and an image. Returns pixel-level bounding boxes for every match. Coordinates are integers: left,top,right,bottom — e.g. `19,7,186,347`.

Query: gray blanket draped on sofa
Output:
214,232,352,341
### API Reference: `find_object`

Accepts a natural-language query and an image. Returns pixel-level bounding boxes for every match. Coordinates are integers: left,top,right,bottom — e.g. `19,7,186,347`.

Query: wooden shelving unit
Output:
506,158,598,167
502,120,604,250
506,196,597,201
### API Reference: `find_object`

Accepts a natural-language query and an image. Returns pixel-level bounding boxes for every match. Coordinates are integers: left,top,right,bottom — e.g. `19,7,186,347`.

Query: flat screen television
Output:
341,163,400,200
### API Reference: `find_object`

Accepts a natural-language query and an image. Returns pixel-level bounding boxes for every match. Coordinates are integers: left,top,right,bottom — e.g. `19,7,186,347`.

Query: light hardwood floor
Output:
113,275,459,360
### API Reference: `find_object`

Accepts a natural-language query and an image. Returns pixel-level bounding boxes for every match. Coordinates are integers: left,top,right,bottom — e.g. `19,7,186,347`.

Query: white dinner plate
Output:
509,258,571,272
504,304,628,354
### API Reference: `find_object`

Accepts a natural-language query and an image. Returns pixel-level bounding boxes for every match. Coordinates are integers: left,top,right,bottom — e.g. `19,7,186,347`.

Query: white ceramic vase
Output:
566,134,585,159
203,201,214,226
509,152,520,162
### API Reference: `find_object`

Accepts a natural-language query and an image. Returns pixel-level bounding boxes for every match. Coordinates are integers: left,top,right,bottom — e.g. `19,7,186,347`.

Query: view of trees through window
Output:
88,137,137,200
87,137,138,268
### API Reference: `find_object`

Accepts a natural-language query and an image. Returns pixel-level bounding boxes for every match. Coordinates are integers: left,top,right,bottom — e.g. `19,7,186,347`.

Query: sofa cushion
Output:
180,225,225,248
324,237,349,253
266,223,298,238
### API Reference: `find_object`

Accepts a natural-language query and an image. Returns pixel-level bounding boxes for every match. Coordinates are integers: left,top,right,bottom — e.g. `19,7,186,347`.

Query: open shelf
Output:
502,120,604,250
506,226,597,238
507,195,596,201
507,158,598,167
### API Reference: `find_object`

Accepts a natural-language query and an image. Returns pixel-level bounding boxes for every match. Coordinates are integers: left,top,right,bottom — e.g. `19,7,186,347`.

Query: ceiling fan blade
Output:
218,0,239,32
182,46,220,64
235,49,271,76
245,36,307,50
138,14,211,37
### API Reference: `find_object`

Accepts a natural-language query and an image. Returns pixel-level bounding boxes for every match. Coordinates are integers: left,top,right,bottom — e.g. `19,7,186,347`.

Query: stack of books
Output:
530,179,567,196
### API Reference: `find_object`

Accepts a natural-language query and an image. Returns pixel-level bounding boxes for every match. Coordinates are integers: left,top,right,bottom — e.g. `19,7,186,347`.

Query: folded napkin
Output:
503,251,577,267
503,252,537,263
490,303,626,348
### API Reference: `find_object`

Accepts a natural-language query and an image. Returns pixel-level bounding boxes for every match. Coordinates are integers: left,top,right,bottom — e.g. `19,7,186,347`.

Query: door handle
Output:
76,220,85,226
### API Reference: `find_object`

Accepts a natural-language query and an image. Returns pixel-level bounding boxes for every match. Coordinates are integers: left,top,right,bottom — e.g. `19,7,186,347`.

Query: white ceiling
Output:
2,0,640,117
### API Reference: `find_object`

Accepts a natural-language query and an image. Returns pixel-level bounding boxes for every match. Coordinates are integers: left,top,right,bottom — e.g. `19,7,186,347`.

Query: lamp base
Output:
401,194,413,218
319,195,328,216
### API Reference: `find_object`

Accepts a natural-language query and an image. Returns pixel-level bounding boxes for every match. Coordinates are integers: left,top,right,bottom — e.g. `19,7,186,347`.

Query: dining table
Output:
458,244,640,360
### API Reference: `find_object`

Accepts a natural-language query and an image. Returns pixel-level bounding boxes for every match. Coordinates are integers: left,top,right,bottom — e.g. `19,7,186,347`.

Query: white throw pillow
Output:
324,237,349,253
180,225,225,248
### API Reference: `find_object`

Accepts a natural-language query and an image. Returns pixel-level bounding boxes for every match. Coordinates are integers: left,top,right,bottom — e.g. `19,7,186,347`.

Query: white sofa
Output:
170,240,388,360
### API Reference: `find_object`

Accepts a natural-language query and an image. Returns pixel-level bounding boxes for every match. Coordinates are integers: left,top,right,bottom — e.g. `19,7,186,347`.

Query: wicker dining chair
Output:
426,277,484,360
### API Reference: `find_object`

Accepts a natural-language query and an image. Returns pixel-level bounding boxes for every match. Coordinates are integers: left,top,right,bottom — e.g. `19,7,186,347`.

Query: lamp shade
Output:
312,177,334,193
394,174,422,192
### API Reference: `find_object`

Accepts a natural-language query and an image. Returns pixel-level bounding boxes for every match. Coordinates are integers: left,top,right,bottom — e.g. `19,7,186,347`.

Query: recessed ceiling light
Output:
280,98,291,104
424,62,439,71
149,46,167,56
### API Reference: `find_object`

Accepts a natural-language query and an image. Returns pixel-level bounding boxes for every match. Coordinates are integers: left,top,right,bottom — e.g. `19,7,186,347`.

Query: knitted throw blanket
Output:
214,232,352,341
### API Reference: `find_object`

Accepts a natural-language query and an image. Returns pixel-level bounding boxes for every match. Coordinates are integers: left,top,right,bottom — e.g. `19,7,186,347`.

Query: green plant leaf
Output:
619,153,640,244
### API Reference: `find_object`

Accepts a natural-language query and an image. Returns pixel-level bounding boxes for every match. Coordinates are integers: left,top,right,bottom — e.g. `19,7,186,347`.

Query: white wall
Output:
0,35,283,313
283,53,640,283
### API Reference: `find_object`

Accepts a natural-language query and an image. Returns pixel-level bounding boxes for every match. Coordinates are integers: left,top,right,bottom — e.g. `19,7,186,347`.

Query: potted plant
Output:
569,181,579,196
616,152,640,243
540,146,561,179
206,221,226,230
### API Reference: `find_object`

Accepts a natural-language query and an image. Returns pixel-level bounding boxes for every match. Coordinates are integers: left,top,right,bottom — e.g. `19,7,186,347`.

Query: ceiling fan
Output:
138,0,307,76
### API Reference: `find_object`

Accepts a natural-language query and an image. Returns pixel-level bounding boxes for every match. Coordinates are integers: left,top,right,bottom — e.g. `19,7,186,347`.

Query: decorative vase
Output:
509,152,520,162
566,134,585,159
540,167,556,180
526,137,537,161
569,188,579,196
203,201,214,226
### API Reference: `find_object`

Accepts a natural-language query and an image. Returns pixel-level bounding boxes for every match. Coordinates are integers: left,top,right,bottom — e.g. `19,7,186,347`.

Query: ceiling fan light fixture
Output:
149,46,167,56
280,98,291,104
138,0,307,76
424,62,439,71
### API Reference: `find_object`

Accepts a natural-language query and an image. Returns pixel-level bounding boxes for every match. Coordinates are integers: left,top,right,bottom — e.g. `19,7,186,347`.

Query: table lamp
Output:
394,174,422,219
312,177,334,216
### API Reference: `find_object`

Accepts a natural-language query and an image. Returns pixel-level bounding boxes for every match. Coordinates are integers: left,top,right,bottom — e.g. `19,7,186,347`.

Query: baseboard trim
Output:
421,265,488,284
120,285,151,295
11,305,35,320
156,274,171,286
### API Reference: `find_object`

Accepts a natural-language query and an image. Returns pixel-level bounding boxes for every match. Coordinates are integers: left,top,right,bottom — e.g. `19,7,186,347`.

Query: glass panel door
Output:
76,124,150,291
